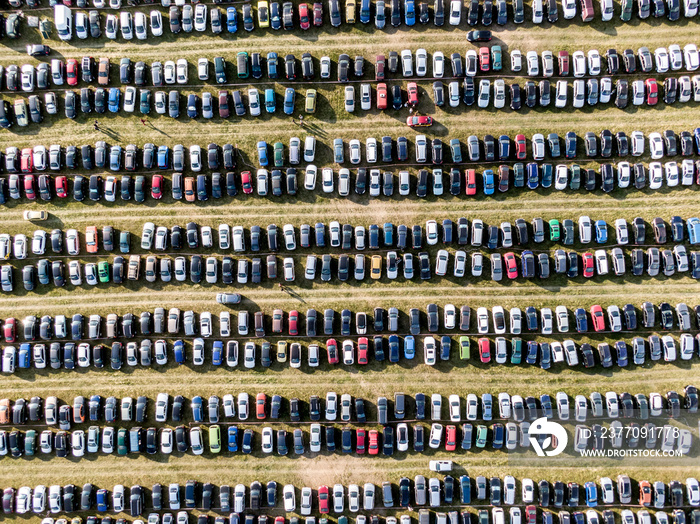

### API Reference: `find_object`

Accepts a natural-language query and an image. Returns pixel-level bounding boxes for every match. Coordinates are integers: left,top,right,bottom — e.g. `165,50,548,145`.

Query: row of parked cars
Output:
1,328,698,372
2,241,699,292
4,128,697,176
0,414,695,458
6,475,700,518
9,45,700,95
3,158,700,205
3,301,697,342
1,386,695,427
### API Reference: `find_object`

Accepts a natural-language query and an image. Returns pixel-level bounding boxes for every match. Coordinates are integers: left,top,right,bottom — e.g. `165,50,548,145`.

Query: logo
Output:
528,417,568,457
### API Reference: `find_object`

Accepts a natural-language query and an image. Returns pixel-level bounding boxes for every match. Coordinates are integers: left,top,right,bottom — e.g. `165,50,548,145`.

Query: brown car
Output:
184,177,195,202
98,57,110,86
218,91,229,118
0,399,10,424
272,309,284,333
375,54,385,81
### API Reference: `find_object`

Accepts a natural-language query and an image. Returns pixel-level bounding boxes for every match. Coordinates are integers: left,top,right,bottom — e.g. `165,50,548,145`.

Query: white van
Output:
54,5,73,41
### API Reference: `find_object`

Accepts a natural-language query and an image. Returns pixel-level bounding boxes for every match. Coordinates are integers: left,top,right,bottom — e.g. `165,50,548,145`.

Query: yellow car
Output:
371,255,382,279
257,0,270,27
276,341,288,362
345,0,356,22
305,89,317,113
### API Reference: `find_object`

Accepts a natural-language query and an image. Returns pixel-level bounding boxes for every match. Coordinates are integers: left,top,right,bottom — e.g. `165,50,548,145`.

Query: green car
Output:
273,142,284,167
620,0,633,20
478,510,489,524
117,428,128,455
98,261,110,283
510,337,522,364
459,336,470,360
209,425,221,453
475,425,488,448
24,429,36,456
549,219,561,241
570,164,581,190
491,45,502,71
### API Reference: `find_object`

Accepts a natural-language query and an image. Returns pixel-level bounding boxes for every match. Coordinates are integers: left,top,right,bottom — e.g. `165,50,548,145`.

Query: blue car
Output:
498,135,510,160
575,307,588,332
440,336,450,360
694,127,700,152
595,220,607,243
383,222,394,246
565,131,578,158
174,340,185,364
212,341,223,366
267,52,279,78
483,169,495,195
541,163,553,188
404,335,415,359
18,343,30,368
584,481,598,507
450,138,462,162
283,87,295,115
257,141,268,166
526,162,539,189
96,490,108,512
404,0,416,24
226,6,238,32
108,88,120,113
388,334,400,362
264,88,276,113
157,145,169,169
191,396,204,422
228,426,238,451
360,0,371,22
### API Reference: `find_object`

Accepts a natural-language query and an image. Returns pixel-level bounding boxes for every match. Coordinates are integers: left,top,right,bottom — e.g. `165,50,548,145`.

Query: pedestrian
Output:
140,118,146,126
93,120,99,131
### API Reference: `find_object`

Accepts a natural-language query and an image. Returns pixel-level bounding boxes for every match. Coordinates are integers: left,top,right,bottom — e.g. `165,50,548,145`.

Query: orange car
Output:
376,83,388,110
184,177,196,202
0,399,10,424
639,480,652,506
256,393,267,420
85,226,98,254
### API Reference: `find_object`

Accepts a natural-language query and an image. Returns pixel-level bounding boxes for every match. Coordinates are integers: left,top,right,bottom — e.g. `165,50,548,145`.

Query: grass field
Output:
0,5,700,521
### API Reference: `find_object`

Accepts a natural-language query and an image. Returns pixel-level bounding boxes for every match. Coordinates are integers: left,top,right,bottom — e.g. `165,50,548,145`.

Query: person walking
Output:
93,120,99,131
140,118,147,126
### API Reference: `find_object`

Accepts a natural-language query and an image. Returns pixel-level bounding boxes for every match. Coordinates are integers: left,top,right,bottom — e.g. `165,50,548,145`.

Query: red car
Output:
478,338,491,363
376,83,388,110
3,318,16,343
20,148,33,173
525,505,537,524
406,115,432,128
590,305,605,332
55,175,68,198
326,338,339,364
299,3,311,29
465,169,476,195
288,310,298,335
368,430,379,455
504,252,518,279
515,134,527,160
256,393,267,419
357,337,368,364
318,486,329,513
645,78,658,105
557,51,569,75
241,171,253,194
479,47,490,71
151,174,163,199
407,82,419,107
313,2,323,25
356,429,366,454
582,252,594,277
274,517,284,524
24,175,36,200
445,425,457,451
66,59,79,86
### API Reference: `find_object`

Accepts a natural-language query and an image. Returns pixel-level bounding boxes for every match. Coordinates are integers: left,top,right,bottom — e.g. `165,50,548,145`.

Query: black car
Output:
466,30,491,42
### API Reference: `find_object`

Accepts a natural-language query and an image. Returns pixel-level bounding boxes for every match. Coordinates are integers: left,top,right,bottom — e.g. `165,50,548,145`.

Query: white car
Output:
494,79,506,108
248,88,261,116
649,162,664,189
283,484,295,511
176,58,188,84
444,304,457,329
401,49,413,76
449,0,461,24
477,79,490,108
448,394,460,421
348,484,360,512
134,11,148,39
194,3,208,31
344,85,355,112
649,132,664,159
416,48,428,76
321,167,334,193
150,10,164,36
333,484,344,513
360,83,372,110
655,47,670,73
476,307,489,333
433,51,445,77
572,51,586,77
366,137,378,163
526,51,539,76
424,336,437,365
669,44,683,70
684,44,699,71
587,49,601,75
600,0,613,19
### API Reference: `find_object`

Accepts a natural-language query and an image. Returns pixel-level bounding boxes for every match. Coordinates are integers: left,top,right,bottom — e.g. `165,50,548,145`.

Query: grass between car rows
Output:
0,5,700,520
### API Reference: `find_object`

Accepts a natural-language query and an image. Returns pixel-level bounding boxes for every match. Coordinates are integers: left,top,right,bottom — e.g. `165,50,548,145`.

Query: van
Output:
237,52,249,79
127,255,141,280
54,5,73,41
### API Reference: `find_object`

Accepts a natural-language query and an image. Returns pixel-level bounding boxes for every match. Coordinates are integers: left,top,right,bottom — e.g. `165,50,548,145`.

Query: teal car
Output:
273,142,284,167
98,261,110,283
264,88,276,113
450,138,462,162
491,45,503,71
510,337,522,364
475,425,488,448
